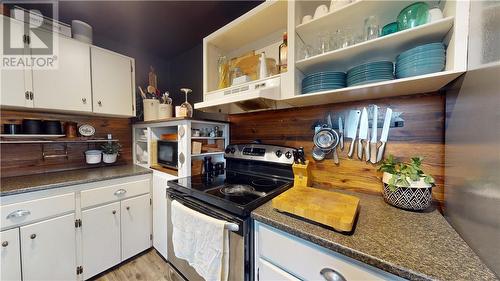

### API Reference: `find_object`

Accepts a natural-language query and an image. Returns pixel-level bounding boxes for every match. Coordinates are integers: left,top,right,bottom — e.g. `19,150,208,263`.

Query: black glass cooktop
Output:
167,170,292,216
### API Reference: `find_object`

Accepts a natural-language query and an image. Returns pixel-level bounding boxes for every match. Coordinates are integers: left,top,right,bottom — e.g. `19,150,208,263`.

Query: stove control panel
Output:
224,144,296,165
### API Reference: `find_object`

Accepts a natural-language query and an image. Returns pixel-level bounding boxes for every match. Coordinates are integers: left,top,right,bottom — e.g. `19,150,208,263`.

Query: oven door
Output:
166,190,247,281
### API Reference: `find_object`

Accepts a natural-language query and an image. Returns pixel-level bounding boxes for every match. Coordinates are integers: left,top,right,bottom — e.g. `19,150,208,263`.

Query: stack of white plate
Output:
396,42,446,78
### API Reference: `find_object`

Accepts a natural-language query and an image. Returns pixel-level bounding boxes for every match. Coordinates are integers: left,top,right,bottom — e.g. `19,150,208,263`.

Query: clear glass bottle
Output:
179,88,193,118
279,32,288,73
217,56,229,89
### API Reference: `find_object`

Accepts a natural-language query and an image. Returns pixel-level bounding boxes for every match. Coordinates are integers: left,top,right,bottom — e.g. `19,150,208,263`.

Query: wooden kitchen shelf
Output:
0,138,119,144
191,137,225,140
284,70,463,107
296,17,455,73
191,151,225,158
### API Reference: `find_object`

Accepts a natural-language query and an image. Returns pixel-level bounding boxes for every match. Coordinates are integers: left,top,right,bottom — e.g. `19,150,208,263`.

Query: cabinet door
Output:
1,228,22,281
258,258,299,281
32,33,92,112
121,194,152,260
20,213,77,281
0,17,33,108
81,202,121,280
91,47,134,116
153,171,176,259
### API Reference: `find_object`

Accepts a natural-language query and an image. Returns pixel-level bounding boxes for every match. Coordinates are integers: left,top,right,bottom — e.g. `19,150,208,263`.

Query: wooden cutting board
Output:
272,187,360,232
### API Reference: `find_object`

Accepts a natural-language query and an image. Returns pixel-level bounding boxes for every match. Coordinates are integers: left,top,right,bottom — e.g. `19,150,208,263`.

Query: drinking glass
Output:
316,31,331,54
364,16,380,41
330,29,344,50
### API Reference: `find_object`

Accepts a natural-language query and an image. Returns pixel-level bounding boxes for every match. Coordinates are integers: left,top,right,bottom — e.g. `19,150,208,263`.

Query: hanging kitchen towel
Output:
171,200,229,281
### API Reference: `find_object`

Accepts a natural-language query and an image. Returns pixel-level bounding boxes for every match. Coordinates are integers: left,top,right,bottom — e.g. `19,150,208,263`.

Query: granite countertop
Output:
0,164,152,196
252,189,498,281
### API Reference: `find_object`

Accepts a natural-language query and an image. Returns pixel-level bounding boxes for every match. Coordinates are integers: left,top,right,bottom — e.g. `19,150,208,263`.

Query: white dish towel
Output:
171,200,229,281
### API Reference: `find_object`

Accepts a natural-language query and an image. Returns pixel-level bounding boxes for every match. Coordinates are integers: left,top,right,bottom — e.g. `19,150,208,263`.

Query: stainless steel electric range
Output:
166,143,296,281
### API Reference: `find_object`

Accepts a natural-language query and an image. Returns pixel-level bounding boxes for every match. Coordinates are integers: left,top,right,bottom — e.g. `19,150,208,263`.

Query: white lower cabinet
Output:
121,194,152,260
258,258,300,281
1,228,22,281
152,171,177,259
20,213,77,281
82,202,121,280
255,222,404,281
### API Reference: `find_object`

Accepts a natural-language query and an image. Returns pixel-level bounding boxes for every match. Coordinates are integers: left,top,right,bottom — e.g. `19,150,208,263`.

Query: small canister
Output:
158,104,173,119
64,122,78,138
143,99,159,121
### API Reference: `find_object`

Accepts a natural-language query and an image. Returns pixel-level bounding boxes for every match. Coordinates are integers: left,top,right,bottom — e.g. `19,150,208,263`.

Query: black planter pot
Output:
42,120,63,135
22,119,42,134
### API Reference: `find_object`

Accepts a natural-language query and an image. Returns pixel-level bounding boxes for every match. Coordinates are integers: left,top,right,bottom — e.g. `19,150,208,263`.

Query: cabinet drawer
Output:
81,179,150,208
257,223,403,281
1,193,75,229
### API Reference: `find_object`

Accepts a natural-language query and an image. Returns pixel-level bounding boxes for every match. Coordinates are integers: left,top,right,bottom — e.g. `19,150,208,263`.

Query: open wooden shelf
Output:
0,138,119,144
284,70,463,107
191,137,225,140
296,17,455,73
191,151,225,158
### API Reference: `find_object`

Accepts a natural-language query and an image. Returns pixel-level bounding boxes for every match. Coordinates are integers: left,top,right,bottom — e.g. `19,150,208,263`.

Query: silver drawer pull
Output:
320,268,347,281
114,189,127,196
6,210,31,219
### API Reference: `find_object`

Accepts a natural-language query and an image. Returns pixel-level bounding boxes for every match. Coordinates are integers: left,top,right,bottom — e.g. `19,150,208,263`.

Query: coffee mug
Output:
428,7,443,23
302,14,313,24
314,5,329,19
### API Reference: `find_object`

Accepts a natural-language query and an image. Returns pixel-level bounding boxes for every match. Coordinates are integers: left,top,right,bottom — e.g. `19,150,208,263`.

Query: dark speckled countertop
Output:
252,189,498,281
0,164,152,196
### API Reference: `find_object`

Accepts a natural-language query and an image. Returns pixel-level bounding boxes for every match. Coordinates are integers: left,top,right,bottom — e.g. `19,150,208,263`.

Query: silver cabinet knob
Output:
126,206,130,211
320,268,346,281
30,234,36,239
98,101,102,106
29,91,34,100
2,241,8,247
82,98,87,104
25,91,30,100
112,210,116,214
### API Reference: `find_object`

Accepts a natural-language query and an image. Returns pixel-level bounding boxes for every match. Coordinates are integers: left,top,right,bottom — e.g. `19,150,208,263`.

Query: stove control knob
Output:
285,151,292,159
275,150,282,158
230,147,236,154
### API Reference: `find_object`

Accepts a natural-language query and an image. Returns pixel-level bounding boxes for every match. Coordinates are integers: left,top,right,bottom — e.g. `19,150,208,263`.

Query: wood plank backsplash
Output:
229,93,445,205
0,110,132,178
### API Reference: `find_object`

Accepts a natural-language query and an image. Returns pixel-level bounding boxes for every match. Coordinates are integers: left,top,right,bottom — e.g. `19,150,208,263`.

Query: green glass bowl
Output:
381,22,399,36
397,2,429,31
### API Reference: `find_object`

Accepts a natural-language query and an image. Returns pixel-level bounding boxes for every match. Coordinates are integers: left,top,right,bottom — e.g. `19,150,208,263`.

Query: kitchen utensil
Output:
364,15,379,40
377,108,393,162
64,121,78,138
42,120,62,135
297,147,306,165
369,105,378,163
302,15,312,24
428,7,443,23
338,116,344,150
272,188,360,232
22,119,42,134
397,2,429,31
138,86,147,99
78,124,95,137
312,146,326,161
381,22,398,36
346,110,361,158
3,123,22,134
314,4,329,19
292,150,299,164
357,108,369,160
85,150,102,164
147,85,156,95
313,127,339,151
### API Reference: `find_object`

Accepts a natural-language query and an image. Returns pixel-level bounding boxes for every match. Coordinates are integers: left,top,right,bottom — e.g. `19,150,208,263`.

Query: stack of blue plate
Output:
347,61,395,87
396,42,446,78
302,71,346,94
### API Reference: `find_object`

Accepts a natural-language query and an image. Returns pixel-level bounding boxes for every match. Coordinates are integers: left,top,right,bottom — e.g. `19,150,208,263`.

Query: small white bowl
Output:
314,4,329,19
302,14,313,24
85,150,102,164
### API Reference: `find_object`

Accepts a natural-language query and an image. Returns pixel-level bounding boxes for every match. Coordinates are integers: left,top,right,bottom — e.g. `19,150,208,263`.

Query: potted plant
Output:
378,155,435,211
101,142,122,164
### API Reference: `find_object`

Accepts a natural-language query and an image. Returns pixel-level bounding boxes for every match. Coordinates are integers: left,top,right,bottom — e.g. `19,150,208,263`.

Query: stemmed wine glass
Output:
180,88,193,118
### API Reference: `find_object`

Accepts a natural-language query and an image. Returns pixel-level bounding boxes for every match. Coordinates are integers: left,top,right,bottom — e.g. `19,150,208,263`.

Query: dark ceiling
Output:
13,1,262,60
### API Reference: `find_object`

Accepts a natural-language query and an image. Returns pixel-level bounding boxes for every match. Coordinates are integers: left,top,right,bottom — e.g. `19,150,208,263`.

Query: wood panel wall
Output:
229,93,446,205
0,110,132,178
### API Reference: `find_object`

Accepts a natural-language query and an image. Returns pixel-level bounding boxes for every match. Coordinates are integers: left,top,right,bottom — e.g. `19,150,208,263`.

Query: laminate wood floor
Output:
92,249,170,281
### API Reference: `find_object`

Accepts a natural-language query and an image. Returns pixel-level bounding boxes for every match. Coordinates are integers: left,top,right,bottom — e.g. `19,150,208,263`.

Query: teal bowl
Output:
381,22,399,36
397,2,429,31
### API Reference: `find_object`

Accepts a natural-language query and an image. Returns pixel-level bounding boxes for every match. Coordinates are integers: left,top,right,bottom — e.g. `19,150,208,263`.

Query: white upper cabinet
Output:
32,33,92,112
0,17,33,108
91,46,135,117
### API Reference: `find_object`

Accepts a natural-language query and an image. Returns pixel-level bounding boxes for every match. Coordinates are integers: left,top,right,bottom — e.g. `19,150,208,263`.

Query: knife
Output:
346,110,361,158
357,108,369,160
338,116,344,150
369,105,378,164
376,108,392,163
